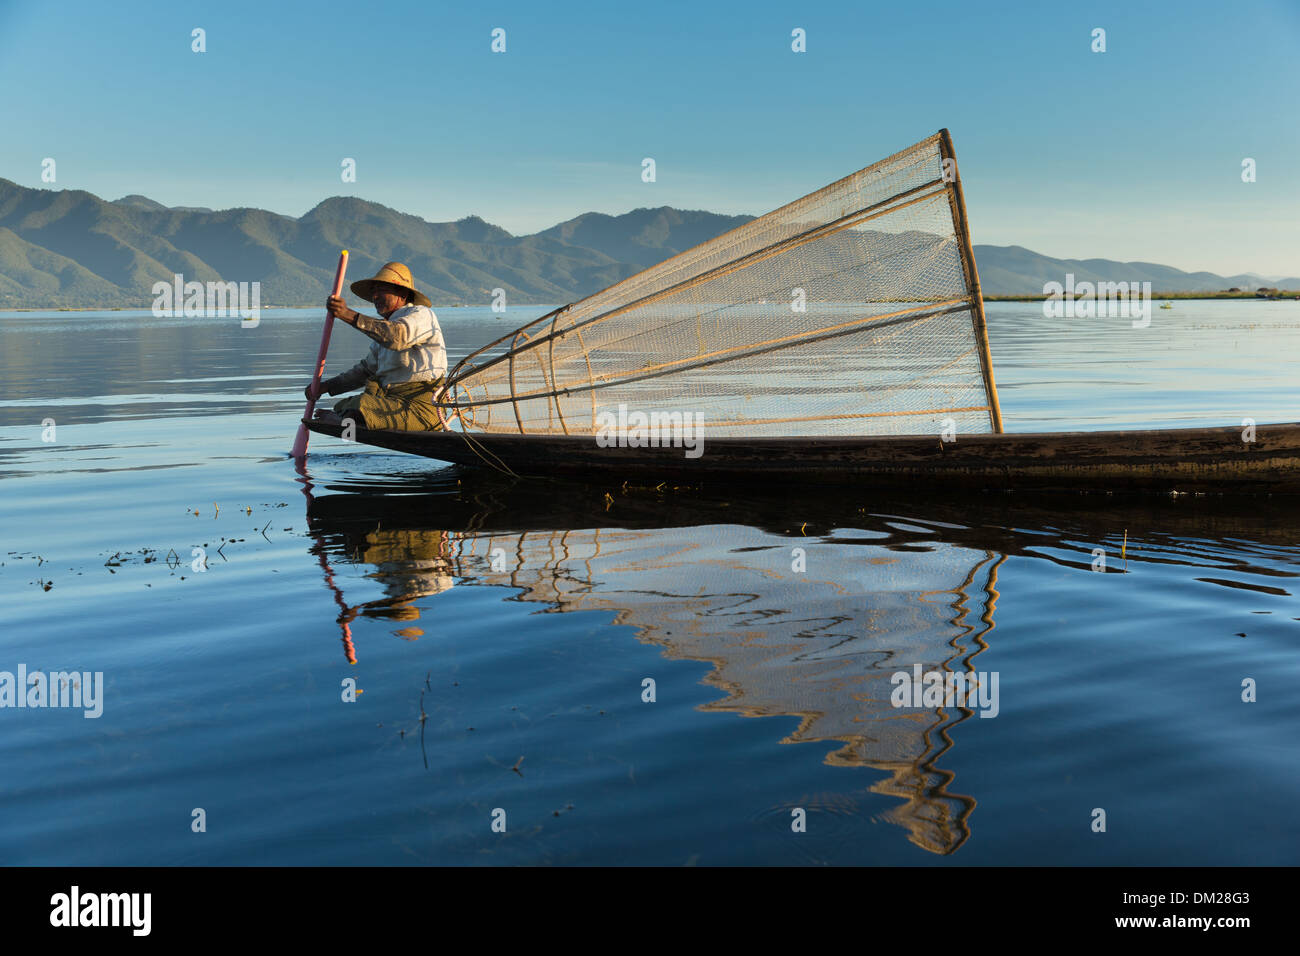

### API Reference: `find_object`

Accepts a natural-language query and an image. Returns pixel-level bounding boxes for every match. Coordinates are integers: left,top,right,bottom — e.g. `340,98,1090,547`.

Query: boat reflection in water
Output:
302,471,1297,856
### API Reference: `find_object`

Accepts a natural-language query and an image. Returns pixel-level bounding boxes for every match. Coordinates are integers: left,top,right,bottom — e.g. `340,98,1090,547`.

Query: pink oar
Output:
290,250,350,458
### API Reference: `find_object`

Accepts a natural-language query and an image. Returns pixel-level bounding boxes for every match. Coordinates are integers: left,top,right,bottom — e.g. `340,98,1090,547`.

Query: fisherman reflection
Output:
339,527,457,642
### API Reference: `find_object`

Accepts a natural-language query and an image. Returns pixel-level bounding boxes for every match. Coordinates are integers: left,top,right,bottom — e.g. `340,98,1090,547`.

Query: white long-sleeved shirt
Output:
333,304,447,391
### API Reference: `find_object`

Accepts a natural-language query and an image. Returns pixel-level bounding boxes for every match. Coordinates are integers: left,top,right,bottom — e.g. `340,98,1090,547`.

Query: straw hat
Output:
387,603,421,622
350,261,431,308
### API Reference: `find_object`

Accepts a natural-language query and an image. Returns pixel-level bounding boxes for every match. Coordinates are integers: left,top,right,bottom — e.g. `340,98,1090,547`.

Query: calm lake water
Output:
1,301,1297,865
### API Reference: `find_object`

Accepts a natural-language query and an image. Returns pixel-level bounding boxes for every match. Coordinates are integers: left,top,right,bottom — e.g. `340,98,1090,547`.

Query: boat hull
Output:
304,420,1300,494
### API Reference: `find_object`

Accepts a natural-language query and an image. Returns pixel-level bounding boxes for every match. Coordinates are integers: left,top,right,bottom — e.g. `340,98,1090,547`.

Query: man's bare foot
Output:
313,409,344,425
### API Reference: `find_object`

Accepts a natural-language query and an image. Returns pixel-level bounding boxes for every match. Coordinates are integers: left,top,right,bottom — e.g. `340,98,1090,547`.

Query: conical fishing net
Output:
439,130,1001,437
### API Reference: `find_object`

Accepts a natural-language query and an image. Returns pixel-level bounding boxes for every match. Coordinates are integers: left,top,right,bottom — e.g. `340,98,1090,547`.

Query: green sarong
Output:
334,378,446,432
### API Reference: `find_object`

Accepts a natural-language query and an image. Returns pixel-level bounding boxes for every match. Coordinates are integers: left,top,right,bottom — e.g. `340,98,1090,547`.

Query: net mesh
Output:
441,131,998,437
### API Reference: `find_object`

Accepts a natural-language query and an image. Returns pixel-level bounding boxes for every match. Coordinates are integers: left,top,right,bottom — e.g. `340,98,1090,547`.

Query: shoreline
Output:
3,292,1298,312
985,291,1299,302
0,303,544,312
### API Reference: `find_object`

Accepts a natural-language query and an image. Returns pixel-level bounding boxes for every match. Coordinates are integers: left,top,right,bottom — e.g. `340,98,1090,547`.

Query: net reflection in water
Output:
446,525,1001,855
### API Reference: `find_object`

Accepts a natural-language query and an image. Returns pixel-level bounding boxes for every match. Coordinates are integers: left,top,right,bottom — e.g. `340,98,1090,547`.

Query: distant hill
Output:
112,194,169,212
0,178,1293,308
972,244,1299,296
112,195,214,214
538,207,754,268
0,180,642,308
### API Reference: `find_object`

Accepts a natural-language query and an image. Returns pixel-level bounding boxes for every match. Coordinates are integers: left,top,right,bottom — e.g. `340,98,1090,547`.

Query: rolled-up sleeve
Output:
354,307,433,351
329,346,378,393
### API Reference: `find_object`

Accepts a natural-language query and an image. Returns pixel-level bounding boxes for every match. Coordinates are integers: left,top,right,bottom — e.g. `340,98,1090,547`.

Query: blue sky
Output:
2,0,1297,275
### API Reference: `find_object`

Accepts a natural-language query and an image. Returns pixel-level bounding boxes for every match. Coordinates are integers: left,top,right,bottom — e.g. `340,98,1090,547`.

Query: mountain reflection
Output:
302,472,1298,855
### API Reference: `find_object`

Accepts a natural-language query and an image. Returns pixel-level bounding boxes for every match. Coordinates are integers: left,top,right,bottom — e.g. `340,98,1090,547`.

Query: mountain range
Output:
0,177,1294,309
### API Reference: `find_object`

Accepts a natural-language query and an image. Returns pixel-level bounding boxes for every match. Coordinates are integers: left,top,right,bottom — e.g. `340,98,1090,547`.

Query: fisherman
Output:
304,261,448,431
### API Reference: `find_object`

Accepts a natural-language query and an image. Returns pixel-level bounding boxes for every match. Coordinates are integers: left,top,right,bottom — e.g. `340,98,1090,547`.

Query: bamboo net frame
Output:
437,129,1003,438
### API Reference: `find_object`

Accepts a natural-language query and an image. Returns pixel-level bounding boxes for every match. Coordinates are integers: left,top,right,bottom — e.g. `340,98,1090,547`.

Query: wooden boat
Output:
303,129,1300,495
304,419,1300,493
